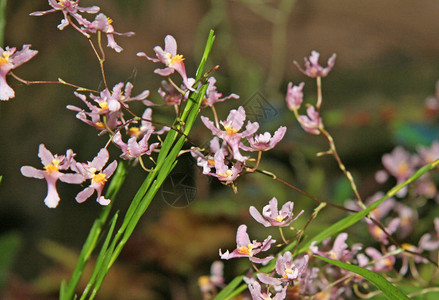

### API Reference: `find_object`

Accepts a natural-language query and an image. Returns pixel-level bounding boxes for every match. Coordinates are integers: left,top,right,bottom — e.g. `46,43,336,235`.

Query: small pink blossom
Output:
113,130,159,160
417,140,439,164
73,148,117,205
0,45,38,101
249,197,303,227
201,106,259,162
84,13,135,52
275,252,309,282
201,77,239,108
191,137,228,175
207,151,243,185
248,280,287,300
30,0,99,31
219,224,275,264
20,144,84,208
242,126,287,152
137,35,193,90
298,106,322,135
286,82,304,111
294,51,336,78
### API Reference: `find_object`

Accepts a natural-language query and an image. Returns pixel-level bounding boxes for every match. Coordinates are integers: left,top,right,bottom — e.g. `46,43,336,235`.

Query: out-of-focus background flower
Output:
1,0,439,299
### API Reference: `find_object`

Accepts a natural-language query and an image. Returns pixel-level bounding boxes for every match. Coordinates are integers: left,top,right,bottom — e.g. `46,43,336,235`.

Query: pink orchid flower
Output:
294,51,336,78
21,144,84,208
72,148,117,205
137,35,193,91
0,45,38,101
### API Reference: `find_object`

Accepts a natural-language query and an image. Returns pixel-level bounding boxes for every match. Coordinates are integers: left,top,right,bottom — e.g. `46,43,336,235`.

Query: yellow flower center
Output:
107,17,113,25
397,162,409,176
372,225,385,239
127,127,140,137
276,215,284,222
96,122,105,129
44,159,61,174
92,172,107,185
198,275,210,287
169,54,184,66
99,101,109,110
237,244,254,256
223,124,238,136
207,158,215,167
218,170,233,178
402,243,415,252
0,51,11,65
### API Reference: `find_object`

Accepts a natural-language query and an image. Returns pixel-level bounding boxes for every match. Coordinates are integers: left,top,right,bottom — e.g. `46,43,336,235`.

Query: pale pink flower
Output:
30,0,99,31
286,82,304,111
201,77,239,108
0,45,38,101
249,197,303,227
20,144,84,208
298,106,322,135
219,224,275,264
201,106,259,162
137,35,193,90
294,51,336,78
84,13,135,52
73,148,117,205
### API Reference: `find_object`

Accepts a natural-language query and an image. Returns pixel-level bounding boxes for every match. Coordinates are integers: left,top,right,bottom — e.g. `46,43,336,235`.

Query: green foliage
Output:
315,255,409,300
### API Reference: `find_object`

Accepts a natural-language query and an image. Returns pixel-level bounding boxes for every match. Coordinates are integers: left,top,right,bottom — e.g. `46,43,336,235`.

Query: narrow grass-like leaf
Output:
61,162,127,300
315,255,409,300
80,212,119,300
214,276,245,300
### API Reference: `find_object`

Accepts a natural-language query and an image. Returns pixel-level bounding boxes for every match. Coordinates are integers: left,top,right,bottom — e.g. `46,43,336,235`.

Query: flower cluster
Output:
193,106,286,190
285,51,336,135
375,142,439,199
30,1,133,52
21,144,117,208
216,197,307,299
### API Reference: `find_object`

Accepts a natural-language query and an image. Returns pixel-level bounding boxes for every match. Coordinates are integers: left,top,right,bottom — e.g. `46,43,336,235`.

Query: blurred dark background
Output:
1,0,439,299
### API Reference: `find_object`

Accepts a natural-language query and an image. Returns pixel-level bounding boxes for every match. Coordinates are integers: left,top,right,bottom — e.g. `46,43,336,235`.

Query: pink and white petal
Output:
11,45,38,68
269,126,287,147
38,144,54,166
257,273,282,286
0,74,15,101
91,148,109,170
201,116,223,137
106,34,122,52
97,196,111,206
76,186,95,203
249,206,271,227
137,51,159,63
103,160,118,178
129,89,150,101
164,35,177,56
260,235,275,252
60,173,85,184
77,5,100,14
29,9,56,16
236,225,251,247
154,67,174,77
20,166,44,179
249,256,274,265
43,178,61,208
